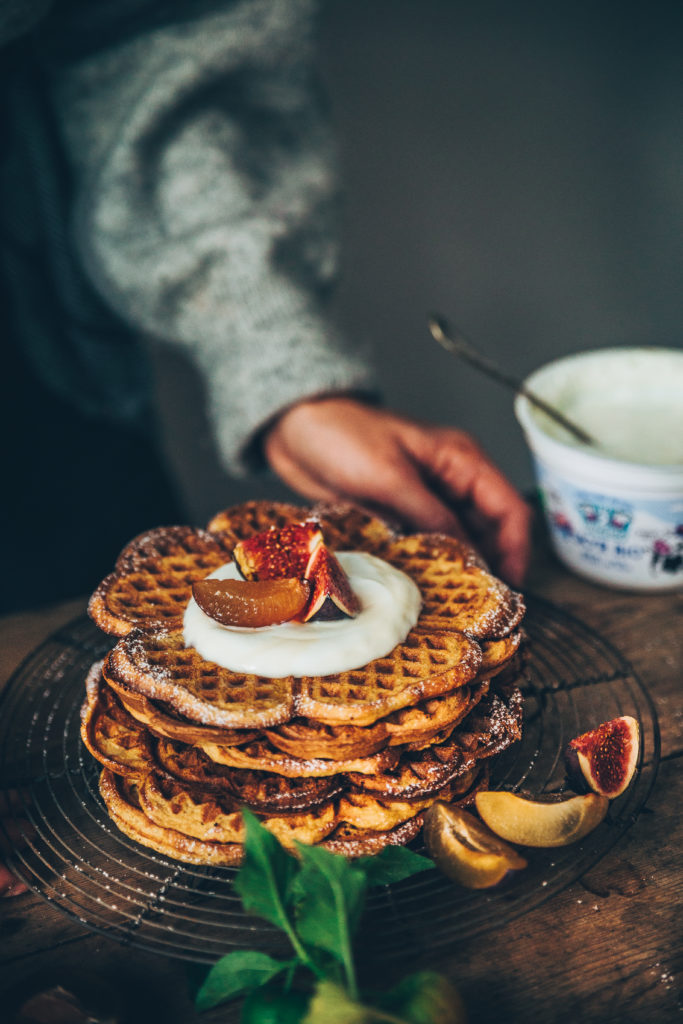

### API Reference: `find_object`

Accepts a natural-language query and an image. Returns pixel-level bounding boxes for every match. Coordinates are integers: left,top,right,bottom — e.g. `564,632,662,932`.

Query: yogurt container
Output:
515,347,683,591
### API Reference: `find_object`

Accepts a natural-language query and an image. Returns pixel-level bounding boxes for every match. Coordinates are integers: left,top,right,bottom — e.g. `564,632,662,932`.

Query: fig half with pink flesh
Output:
564,716,640,798
192,577,310,628
233,522,322,581
423,801,527,889
475,790,609,848
301,543,362,622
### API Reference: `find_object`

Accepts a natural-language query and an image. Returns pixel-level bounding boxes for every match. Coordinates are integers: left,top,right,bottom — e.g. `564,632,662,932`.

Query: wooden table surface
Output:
1,540,681,1024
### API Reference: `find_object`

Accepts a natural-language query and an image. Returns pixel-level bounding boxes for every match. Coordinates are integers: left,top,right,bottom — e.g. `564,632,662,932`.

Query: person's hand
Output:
263,397,532,586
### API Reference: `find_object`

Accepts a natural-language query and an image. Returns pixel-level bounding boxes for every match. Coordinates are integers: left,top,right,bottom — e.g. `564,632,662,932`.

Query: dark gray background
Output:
151,0,683,525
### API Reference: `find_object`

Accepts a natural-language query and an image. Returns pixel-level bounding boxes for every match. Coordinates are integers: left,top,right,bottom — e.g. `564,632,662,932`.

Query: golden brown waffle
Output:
106,623,482,730
85,665,499,808
138,773,338,848
264,718,390,761
153,738,345,812
100,768,429,863
89,527,229,637
383,684,482,747
197,736,401,778
479,631,524,675
262,680,490,761
80,663,152,780
295,628,482,726
107,628,296,729
453,681,524,760
320,817,424,857
207,500,397,555
99,770,243,866
381,534,525,640
347,736,478,800
206,500,311,549
337,768,482,832
309,502,397,552
104,668,259,747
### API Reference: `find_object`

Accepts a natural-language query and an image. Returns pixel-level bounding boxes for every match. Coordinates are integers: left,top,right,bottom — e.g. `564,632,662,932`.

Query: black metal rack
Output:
0,597,659,965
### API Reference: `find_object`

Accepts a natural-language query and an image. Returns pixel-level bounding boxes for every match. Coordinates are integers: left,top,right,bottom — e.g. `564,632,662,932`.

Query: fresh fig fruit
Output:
475,790,609,848
233,522,322,581
423,801,527,889
192,577,310,627
301,543,362,622
564,715,640,798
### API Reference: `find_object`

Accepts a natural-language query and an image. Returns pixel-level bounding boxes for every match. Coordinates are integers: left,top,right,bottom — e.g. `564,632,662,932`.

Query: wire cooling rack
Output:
0,596,659,965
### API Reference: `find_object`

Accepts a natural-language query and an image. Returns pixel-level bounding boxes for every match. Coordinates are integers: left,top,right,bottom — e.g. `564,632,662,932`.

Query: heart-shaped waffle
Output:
89,526,230,637
138,773,339,847
99,770,243,866
106,627,296,728
197,736,401,778
153,737,345,812
294,628,482,726
207,500,397,555
104,666,260,747
80,662,153,780
105,623,482,730
381,534,525,640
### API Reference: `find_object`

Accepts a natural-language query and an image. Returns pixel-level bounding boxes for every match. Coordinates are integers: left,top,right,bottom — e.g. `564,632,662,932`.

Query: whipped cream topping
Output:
183,551,422,677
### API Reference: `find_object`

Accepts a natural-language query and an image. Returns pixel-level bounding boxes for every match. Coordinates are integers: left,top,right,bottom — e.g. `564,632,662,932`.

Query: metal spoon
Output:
428,314,597,447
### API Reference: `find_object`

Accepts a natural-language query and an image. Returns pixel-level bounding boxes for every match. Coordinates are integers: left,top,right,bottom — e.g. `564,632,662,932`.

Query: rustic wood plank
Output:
409,755,683,1024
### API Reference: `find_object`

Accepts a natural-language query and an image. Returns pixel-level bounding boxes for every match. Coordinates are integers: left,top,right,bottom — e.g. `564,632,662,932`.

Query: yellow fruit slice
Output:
423,801,527,889
475,790,609,848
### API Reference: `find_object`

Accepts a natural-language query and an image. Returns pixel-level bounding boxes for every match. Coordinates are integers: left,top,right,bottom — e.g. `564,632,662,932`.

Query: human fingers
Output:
263,399,469,535
399,425,533,585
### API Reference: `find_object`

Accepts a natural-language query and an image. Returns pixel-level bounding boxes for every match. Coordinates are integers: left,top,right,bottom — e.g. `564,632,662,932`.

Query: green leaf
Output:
292,844,367,996
195,950,293,1011
234,809,300,932
356,846,434,887
241,985,311,1024
374,971,467,1024
302,979,372,1024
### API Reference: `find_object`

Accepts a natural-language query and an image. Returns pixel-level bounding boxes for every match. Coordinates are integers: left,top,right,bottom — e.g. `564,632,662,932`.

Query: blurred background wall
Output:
151,0,683,526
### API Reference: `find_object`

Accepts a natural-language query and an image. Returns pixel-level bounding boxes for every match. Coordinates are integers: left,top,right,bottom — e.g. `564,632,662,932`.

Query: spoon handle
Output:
428,315,596,447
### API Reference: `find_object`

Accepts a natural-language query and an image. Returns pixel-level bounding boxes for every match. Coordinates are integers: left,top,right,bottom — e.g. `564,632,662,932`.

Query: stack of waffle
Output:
82,501,525,864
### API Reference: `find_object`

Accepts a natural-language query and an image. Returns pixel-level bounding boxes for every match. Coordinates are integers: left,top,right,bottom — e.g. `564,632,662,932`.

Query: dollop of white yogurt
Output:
183,552,422,677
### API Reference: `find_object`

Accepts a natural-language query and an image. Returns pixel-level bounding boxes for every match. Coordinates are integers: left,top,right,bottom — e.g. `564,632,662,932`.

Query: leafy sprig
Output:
195,810,466,1023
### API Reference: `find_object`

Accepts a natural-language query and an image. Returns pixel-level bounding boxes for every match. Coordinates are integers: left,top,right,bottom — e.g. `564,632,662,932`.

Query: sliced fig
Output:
423,801,527,889
233,522,322,581
475,790,609,848
564,716,640,798
192,577,310,628
301,542,362,622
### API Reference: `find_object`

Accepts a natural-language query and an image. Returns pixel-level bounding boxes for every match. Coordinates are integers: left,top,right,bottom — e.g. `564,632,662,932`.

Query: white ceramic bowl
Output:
515,347,683,591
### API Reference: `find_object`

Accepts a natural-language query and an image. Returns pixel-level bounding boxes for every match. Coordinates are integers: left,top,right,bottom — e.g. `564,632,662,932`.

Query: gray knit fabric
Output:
21,0,378,473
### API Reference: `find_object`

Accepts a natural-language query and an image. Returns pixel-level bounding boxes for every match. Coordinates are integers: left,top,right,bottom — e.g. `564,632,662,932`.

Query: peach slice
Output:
423,801,527,889
475,790,609,848
564,716,640,798
301,542,362,622
233,522,322,581
192,578,310,628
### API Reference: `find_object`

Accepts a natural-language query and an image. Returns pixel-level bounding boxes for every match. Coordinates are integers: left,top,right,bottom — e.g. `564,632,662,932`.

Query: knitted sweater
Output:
0,0,377,474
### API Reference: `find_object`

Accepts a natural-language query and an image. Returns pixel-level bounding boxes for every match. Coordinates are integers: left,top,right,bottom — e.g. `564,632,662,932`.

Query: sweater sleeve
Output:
48,0,378,474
